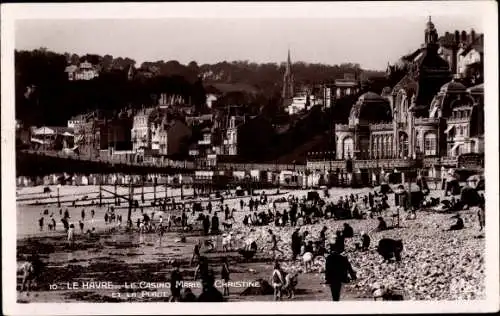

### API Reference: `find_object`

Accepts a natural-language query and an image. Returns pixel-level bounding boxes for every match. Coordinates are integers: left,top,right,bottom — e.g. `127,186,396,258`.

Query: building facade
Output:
308,17,484,184
74,111,108,157
131,107,157,151
65,61,100,81
322,73,361,109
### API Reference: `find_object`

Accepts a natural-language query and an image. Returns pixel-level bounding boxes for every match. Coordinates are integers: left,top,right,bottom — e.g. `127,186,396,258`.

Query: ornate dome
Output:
440,80,466,93
349,92,392,124
358,91,386,102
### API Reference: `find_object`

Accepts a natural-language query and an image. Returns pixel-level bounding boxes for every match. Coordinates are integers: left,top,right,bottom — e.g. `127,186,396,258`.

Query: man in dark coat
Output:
170,261,183,301
291,228,301,261
211,212,220,235
289,204,297,226
202,215,210,235
325,245,357,301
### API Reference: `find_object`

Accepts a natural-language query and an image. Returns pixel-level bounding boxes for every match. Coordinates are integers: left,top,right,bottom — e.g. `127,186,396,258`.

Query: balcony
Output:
198,140,211,145
354,159,417,169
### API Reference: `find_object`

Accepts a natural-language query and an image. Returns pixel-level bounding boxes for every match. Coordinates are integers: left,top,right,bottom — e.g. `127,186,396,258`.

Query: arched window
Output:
388,135,393,158
383,135,388,158
424,132,437,156
399,132,409,158
343,137,354,160
395,91,408,123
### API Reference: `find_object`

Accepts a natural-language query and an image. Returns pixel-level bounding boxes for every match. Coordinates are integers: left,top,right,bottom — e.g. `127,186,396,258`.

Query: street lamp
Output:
57,184,62,207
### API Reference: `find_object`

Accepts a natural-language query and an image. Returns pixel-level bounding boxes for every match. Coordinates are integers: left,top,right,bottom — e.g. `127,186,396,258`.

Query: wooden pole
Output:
99,178,102,207
127,174,132,227
141,176,145,204
153,176,157,202
114,179,118,206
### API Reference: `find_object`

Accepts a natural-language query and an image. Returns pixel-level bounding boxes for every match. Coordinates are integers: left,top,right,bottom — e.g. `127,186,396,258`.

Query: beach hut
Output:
81,175,89,186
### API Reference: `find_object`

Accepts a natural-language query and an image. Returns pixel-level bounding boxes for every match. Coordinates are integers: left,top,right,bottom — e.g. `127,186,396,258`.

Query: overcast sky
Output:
15,16,483,70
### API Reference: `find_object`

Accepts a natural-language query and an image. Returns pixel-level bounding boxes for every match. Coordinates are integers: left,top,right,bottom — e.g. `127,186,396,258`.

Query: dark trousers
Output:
329,282,342,301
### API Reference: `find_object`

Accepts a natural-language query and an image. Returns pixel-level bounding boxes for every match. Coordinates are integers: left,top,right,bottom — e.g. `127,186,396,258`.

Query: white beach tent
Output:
33,126,56,136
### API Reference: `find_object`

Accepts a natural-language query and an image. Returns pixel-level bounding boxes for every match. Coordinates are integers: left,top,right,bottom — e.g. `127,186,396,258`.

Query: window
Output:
424,133,437,156
343,137,354,160
388,135,393,158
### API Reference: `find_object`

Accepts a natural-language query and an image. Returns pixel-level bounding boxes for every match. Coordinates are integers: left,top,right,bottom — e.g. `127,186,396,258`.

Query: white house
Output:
286,94,320,115
206,93,218,109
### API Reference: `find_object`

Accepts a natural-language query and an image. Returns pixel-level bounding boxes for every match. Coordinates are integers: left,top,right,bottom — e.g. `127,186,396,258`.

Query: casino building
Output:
307,17,484,186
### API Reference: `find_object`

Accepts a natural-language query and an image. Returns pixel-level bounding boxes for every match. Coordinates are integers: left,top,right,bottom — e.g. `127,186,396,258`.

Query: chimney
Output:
454,30,460,44
461,30,467,43
470,29,476,44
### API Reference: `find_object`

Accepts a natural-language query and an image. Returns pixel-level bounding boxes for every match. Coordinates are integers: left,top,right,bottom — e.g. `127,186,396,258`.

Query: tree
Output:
102,54,114,70
70,53,80,65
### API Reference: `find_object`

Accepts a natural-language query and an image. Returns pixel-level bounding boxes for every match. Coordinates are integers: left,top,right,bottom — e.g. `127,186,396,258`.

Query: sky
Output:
15,16,483,71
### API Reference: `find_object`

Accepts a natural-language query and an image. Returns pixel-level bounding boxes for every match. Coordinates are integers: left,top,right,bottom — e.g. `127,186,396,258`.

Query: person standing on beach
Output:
38,216,44,231
271,261,284,301
51,217,56,231
169,261,183,302
211,212,219,235
477,206,485,231
190,241,201,266
67,224,75,247
325,244,357,301
267,229,284,258
221,257,230,297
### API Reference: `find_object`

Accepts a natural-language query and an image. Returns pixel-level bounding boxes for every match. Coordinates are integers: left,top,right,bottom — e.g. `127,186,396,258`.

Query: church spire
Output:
282,49,294,103
287,48,291,70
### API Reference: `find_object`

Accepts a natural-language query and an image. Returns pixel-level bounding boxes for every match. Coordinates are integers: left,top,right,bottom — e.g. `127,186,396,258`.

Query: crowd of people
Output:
26,175,485,301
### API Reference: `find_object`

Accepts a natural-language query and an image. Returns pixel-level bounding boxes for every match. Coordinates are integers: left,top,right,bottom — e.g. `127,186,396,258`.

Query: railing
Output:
335,124,350,131
217,163,306,172
415,117,439,125
354,158,417,169
307,160,346,171
369,123,393,131
20,150,196,170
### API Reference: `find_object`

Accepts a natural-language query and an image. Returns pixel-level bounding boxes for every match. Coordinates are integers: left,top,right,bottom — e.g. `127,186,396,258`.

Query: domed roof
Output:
349,92,392,123
440,80,466,93
358,91,386,102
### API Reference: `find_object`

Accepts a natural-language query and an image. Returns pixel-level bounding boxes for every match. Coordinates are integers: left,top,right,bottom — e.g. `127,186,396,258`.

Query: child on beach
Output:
68,224,75,247
38,217,44,231
271,261,284,301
